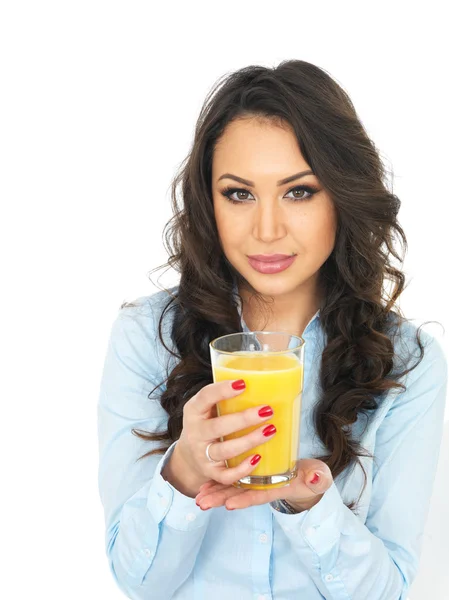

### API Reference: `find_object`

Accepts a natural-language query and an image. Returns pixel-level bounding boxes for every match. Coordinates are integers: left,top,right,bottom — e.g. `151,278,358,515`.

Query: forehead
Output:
212,118,309,178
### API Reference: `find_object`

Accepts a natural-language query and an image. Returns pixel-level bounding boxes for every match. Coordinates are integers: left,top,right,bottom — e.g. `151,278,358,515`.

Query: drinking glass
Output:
209,331,305,490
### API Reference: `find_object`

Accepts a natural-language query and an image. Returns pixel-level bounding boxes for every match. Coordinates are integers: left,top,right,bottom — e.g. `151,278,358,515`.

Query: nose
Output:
252,199,287,243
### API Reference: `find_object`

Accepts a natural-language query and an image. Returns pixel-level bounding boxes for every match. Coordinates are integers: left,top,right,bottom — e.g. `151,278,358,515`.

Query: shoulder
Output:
364,315,448,461
387,312,447,379
118,285,179,329
383,312,448,419
114,285,180,370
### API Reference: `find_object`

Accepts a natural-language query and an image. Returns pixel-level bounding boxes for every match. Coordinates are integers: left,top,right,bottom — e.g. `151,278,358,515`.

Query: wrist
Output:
287,494,323,513
270,498,300,514
161,442,207,498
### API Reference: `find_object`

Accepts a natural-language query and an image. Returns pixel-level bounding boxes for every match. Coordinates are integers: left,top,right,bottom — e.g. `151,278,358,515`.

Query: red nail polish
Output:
250,454,261,466
258,406,273,417
310,472,320,485
262,424,276,437
232,379,246,390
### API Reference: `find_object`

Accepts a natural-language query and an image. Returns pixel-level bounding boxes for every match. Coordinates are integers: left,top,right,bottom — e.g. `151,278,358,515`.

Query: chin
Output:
243,271,303,296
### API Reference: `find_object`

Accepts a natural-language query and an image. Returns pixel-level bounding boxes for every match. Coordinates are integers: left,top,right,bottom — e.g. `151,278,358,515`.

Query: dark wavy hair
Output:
123,60,432,514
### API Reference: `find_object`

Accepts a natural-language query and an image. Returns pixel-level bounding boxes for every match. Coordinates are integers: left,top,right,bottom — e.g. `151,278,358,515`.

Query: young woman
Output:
97,60,447,599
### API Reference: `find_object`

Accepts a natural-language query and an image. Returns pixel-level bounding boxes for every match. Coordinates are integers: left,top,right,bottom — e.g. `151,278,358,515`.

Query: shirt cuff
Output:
146,440,212,531
271,481,345,556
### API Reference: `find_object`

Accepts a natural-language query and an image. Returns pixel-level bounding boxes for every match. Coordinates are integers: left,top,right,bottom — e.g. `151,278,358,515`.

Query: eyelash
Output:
220,184,318,204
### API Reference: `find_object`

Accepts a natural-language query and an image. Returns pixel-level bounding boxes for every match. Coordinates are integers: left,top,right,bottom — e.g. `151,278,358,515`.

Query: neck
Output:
238,278,322,338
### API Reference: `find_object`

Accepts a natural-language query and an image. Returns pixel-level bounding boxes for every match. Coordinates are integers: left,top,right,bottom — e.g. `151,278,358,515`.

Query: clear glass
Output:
209,331,305,490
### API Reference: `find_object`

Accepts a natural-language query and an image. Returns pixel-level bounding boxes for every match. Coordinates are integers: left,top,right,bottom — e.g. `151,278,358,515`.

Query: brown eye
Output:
220,184,318,205
220,187,253,204
284,186,317,201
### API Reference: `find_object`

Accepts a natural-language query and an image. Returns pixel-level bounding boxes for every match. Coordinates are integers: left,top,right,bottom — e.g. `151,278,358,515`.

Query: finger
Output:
223,483,297,510
195,481,228,503
296,458,332,481
188,380,247,417
198,480,217,494
205,421,276,463
224,465,332,510
202,403,274,440
295,459,333,494
197,486,247,509
211,451,263,487
302,469,331,496
225,488,275,510
195,484,232,505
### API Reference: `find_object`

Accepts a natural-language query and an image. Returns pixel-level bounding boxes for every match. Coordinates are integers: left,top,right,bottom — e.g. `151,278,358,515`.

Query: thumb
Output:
305,469,332,494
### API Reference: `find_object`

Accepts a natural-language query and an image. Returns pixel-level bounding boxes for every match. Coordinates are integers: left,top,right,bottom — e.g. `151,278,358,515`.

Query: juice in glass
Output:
210,332,305,490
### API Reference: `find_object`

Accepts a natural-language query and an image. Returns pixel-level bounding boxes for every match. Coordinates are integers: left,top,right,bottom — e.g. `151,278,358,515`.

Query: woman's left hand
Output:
195,458,333,512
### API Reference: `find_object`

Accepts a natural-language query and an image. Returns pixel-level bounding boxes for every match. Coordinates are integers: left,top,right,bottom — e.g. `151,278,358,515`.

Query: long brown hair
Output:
123,60,431,514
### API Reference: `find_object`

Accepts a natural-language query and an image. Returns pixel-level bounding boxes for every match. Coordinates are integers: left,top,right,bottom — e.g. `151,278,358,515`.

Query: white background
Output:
1,1,447,599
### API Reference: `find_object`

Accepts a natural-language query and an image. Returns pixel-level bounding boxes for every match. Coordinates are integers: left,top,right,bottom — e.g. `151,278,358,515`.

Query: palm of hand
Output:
195,458,333,511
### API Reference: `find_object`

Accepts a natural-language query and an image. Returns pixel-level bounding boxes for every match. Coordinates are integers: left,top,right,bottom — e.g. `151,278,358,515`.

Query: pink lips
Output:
248,253,293,262
247,254,297,274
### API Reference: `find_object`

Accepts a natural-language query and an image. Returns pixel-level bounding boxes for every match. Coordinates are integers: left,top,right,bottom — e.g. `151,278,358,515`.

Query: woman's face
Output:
212,117,338,300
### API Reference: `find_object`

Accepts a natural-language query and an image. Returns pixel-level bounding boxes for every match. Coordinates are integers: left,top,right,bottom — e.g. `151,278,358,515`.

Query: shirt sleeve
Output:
270,329,448,600
97,302,212,599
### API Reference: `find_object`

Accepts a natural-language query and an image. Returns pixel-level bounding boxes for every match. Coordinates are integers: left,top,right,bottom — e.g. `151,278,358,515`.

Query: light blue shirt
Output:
97,286,447,599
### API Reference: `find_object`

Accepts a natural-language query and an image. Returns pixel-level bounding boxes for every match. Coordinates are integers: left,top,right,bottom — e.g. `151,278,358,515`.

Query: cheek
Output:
293,209,337,251
215,209,247,246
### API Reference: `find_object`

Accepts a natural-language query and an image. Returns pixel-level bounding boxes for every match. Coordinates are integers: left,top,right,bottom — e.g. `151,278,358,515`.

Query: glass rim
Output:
209,330,305,355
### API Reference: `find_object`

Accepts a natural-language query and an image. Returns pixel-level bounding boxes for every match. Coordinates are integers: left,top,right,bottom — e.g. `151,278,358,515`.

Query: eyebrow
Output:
217,169,314,187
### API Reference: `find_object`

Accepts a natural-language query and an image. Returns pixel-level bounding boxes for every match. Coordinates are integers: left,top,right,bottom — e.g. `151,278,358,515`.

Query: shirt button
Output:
257,595,266,600
186,513,196,522
306,526,316,537
160,496,168,506
258,533,268,543
325,573,334,582
144,548,152,557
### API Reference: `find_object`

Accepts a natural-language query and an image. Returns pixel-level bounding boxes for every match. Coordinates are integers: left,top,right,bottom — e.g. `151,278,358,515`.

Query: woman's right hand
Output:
175,379,277,488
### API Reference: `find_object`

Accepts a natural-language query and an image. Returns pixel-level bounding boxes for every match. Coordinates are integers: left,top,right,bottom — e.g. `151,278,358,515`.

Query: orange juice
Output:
213,352,303,489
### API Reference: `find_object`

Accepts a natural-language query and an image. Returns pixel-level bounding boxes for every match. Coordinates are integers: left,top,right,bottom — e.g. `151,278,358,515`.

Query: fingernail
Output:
258,405,273,417
250,454,261,466
200,505,211,510
232,379,246,390
262,424,277,437
310,471,322,485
